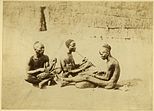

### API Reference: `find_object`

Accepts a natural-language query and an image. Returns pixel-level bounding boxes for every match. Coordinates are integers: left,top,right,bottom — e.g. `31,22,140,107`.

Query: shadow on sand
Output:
114,78,142,91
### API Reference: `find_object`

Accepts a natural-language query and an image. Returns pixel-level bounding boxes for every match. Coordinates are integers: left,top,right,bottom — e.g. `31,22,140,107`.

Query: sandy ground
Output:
2,24,153,110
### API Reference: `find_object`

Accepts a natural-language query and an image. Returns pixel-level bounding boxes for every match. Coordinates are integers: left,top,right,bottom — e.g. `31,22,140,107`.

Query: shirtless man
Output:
59,39,93,78
62,43,120,89
25,41,57,88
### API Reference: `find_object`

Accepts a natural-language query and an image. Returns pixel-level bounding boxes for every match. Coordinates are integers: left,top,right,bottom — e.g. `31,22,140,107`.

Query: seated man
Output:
25,41,57,88
59,39,93,78
61,43,120,89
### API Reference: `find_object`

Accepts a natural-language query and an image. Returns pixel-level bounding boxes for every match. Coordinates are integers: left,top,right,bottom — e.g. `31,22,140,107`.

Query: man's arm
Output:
109,63,120,83
75,57,88,68
69,67,84,73
94,72,110,81
45,58,57,72
44,55,50,68
26,66,45,76
60,59,71,77
26,56,46,76
93,65,114,81
70,61,93,73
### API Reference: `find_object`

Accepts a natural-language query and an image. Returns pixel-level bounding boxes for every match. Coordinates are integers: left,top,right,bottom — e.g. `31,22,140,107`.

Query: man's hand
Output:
44,68,50,73
52,58,57,64
50,58,57,65
38,68,45,72
93,69,106,75
88,73,96,77
62,72,70,78
82,61,94,70
82,57,88,63
97,71,106,76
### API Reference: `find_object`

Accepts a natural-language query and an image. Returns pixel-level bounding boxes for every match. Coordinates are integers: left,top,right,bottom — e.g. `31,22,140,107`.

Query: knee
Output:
25,75,40,84
25,74,33,80
25,75,33,83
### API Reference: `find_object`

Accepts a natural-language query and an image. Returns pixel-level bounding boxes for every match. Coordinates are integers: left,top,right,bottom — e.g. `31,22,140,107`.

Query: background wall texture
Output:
3,1,153,40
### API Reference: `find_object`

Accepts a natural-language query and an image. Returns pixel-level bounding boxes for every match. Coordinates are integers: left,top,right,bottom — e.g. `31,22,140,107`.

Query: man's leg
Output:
85,75,116,89
37,73,56,88
38,78,51,89
63,74,108,87
25,75,41,84
75,81,97,89
62,74,87,82
84,76,108,87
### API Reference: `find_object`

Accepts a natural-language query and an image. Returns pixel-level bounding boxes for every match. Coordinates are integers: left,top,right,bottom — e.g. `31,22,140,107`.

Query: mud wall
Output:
3,1,153,40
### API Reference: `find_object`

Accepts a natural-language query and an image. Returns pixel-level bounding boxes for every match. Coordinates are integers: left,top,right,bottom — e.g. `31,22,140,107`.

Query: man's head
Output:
65,39,76,52
99,43,111,60
33,41,45,56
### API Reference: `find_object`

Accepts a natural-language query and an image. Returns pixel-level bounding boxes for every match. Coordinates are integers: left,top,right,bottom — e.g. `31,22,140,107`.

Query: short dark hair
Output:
102,43,111,51
65,39,74,48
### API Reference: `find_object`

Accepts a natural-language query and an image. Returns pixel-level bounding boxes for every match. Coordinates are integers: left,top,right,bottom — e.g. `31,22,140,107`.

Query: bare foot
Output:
54,75,69,87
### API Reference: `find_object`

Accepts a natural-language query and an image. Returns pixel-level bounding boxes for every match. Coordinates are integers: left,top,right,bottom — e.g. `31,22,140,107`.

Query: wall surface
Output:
3,1,153,40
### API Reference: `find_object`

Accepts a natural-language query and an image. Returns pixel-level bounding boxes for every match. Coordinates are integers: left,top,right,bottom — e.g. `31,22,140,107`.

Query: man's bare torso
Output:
106,57,120,83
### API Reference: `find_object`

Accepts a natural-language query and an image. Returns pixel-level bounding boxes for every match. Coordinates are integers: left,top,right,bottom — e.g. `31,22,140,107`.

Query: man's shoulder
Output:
29,55,34,60
27,55,34,65
110,57,119,66
43,54,49,58
42,55,49,61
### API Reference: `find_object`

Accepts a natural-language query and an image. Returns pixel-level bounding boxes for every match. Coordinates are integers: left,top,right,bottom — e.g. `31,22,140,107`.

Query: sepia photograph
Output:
2,1,153,110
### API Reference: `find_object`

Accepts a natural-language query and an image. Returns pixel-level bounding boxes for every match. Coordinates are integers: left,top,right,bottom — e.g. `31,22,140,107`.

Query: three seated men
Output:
25,40,120,89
